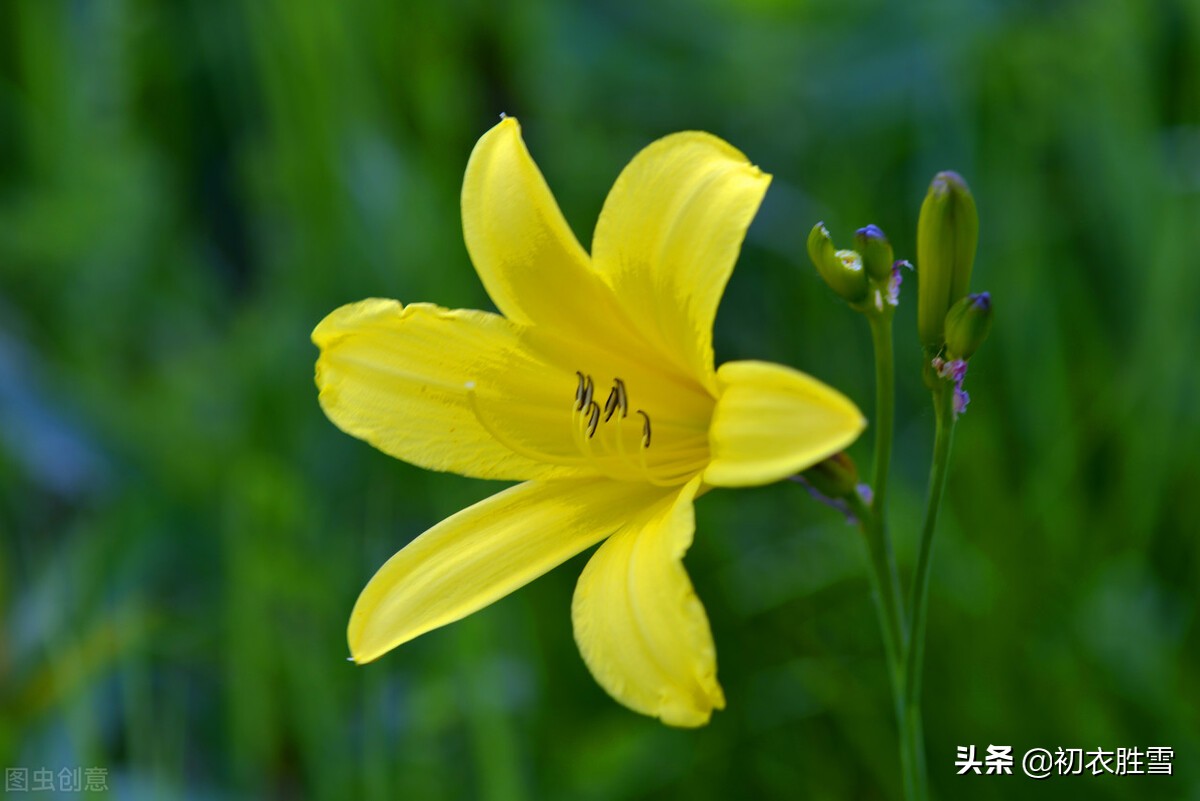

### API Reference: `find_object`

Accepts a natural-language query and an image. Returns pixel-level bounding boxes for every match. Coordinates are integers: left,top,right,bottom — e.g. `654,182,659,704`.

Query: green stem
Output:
853,311,907,680
859,310,919,800
867,312,896,506
846,495,905,690
865,312,906,674
904,385,958,799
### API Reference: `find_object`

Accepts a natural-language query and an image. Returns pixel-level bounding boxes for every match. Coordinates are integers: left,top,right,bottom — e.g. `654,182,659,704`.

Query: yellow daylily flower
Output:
313,117,865,727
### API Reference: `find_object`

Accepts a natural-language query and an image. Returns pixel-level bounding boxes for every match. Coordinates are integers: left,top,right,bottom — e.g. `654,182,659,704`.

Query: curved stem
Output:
846,495,905,690
865,310,906,683
867,312,896,506
904,385,957,799
864,312,905,670
859,310,919,800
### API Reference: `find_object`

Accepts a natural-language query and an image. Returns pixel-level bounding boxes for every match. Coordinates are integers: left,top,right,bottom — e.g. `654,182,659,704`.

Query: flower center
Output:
573,372,649,440
569,371,699,487
463,364,710,486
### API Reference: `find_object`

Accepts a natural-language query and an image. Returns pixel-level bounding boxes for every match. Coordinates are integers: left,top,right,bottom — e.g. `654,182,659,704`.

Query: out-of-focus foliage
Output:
1,1,1197,799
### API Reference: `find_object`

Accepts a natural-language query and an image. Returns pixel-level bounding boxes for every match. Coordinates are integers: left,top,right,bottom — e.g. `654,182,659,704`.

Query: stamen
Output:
609,379,628,420
581,375,594,412
574,371,586,411
602,378,629,422
565,371,702,487
602,386,619,422
586,401,601,438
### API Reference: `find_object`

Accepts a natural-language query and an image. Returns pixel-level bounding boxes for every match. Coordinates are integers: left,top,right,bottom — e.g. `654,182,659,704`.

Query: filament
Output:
467,381,584,467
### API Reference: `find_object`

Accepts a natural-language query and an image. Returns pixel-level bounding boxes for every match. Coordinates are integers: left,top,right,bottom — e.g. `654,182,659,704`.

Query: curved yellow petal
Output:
571,477,723,727
704,361,866,488
313,299,579,480
349,478,674,663
591,132,771,384
462,117,623,340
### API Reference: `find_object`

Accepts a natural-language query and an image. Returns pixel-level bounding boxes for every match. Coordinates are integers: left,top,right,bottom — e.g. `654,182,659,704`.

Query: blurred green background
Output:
2,0,1198,799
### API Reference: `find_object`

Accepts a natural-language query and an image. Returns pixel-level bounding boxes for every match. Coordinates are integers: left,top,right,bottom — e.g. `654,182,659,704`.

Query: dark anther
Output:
603,378,628,422
603,386,619,422
581,375,594,412
574,371,586,411
637,409,651,447
586,401,601,438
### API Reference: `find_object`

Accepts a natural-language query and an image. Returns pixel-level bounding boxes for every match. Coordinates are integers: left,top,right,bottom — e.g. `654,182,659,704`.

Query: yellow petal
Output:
704,361,866,487
462,117,626,341
571,476,724,727
313,298,579,480
591,132,771,384
348,478,674,663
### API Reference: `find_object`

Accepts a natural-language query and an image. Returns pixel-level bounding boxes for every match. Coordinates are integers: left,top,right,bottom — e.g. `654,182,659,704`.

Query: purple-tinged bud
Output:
917,171,978,346
854,224,895,283
801,451,860,500
943,292,993,360
808,222,868,303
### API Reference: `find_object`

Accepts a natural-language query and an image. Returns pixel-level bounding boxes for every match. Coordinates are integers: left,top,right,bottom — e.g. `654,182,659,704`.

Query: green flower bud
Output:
808,222,868,303
854,224,894,282
801,451,860,499
943,292,993,360
917,171,978,346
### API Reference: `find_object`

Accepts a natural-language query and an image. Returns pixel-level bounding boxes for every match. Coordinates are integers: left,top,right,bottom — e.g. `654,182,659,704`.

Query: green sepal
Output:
808,222,868,303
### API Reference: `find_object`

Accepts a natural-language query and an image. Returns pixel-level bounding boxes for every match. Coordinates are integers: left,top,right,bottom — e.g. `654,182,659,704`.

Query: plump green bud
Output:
854,224,894,282
943,292,993,359
801,451,859,499
917,171,978,346
808,222,868,303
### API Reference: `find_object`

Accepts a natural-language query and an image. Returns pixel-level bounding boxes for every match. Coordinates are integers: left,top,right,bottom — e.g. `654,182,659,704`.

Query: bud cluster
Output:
805,170,993,418
808,222,907,315
916,172,979,347
915,171,992,414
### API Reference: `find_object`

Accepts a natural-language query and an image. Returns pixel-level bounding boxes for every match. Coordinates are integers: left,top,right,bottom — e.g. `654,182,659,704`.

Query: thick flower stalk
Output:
313,117,864,727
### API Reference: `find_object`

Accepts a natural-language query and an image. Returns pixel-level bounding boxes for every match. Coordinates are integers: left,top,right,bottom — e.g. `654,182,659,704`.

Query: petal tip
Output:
311,298,405,349
657,688,723,728
485,113,521,141
347,600,390,666
346,623,388,666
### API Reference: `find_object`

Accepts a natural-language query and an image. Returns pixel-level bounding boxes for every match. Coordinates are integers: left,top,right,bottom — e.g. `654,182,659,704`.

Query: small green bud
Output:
801,451,860,499
943,292,993,360
808,222,868,303
854,224,894,282
917,171,978,346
